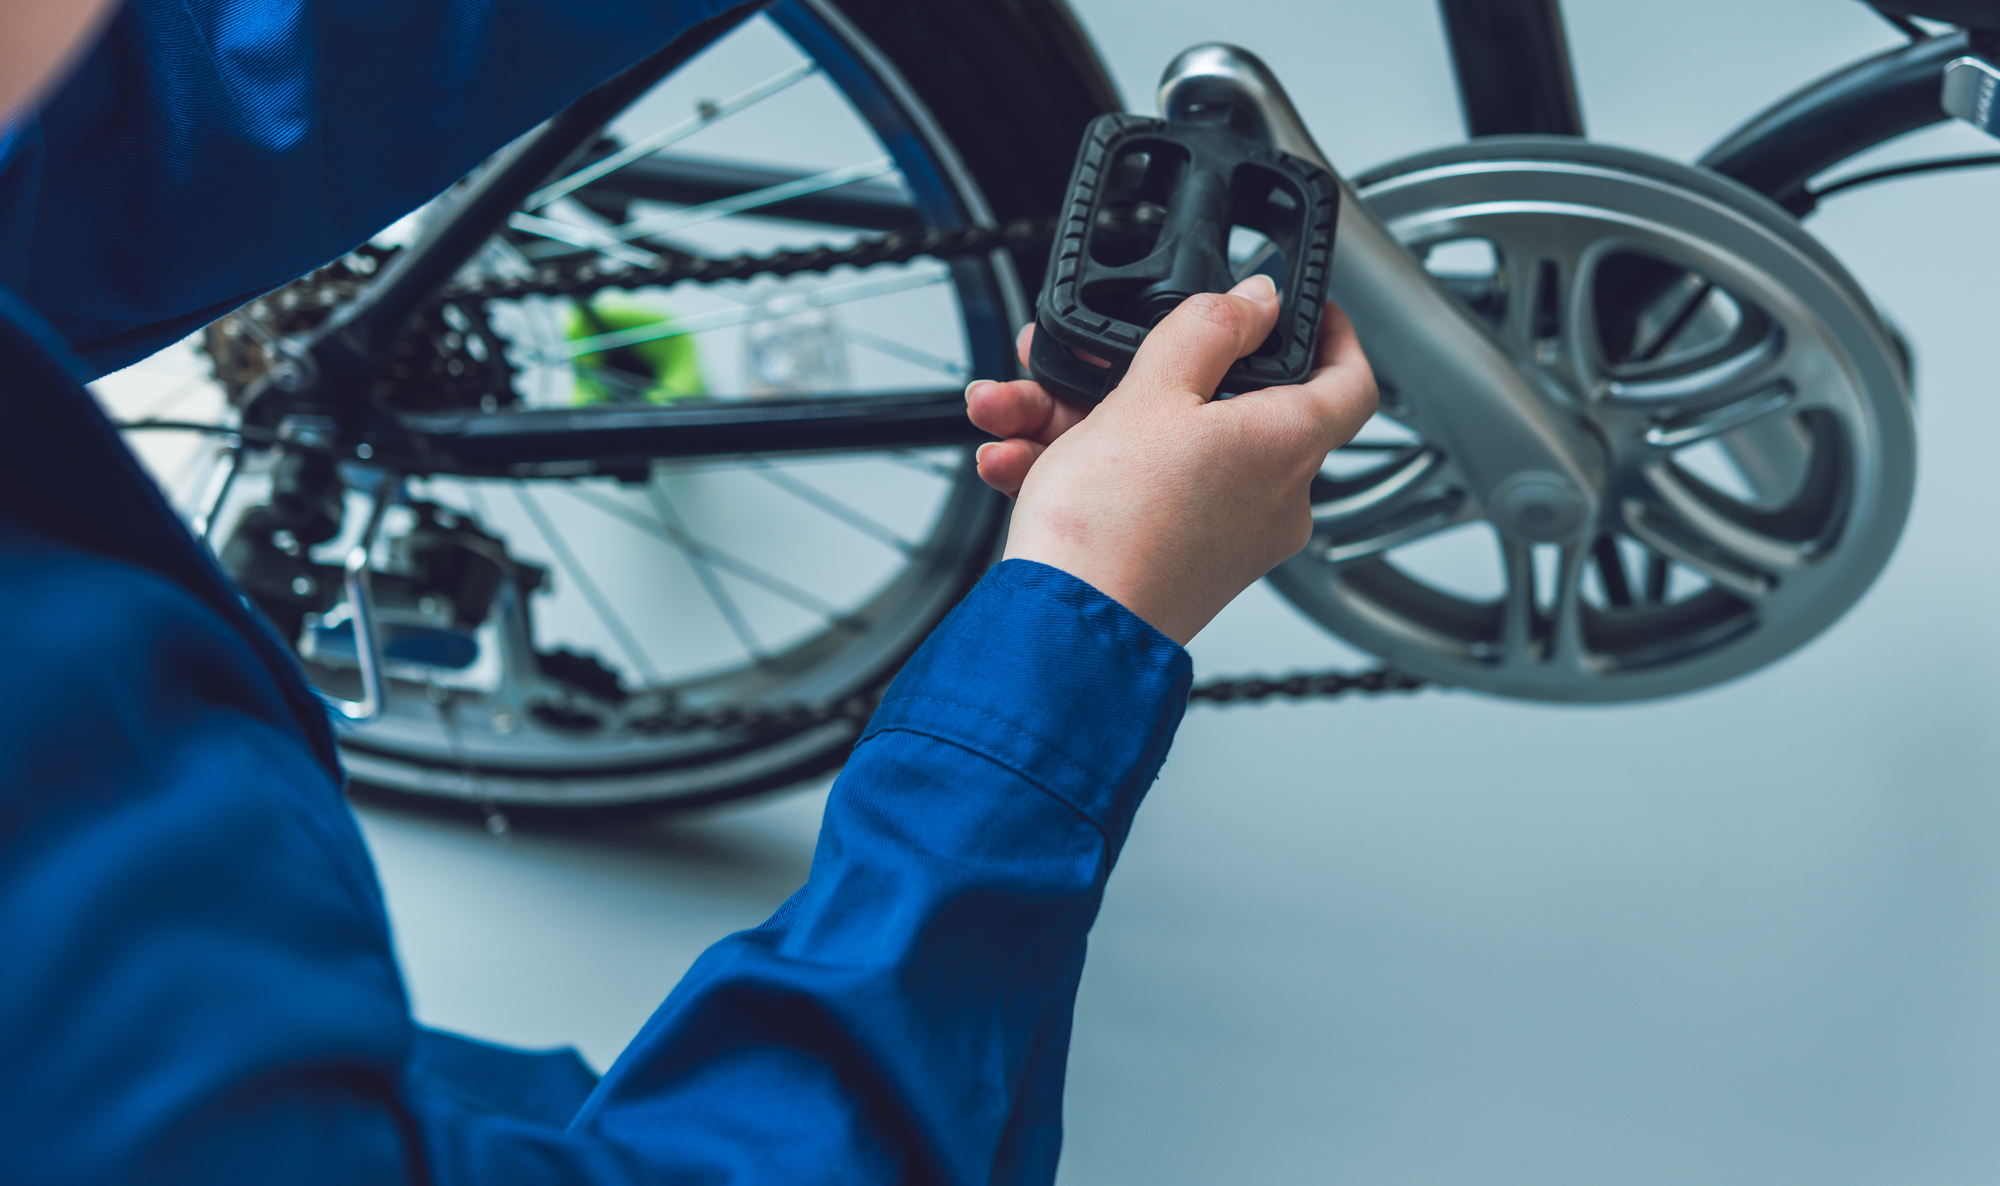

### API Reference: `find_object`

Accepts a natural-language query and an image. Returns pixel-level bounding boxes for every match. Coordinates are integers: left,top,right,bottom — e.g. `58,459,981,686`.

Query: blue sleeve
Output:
0,428,1191,1185
0,0,748,376
572,560,1193,1182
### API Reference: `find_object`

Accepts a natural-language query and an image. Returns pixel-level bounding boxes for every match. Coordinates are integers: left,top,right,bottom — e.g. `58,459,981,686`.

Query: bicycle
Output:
110,0,1997,816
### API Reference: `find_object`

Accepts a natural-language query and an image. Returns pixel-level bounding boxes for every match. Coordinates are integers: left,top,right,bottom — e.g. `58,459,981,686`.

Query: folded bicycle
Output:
117,0,2000,814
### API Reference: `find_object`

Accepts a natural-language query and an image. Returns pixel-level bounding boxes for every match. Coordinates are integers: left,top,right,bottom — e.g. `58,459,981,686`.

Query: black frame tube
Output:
1436,0,1586,137
1700,30,1966,211
381,391,989,477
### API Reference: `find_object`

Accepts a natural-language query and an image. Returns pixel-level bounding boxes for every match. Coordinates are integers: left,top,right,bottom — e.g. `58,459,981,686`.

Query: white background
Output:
136,1,2000,1182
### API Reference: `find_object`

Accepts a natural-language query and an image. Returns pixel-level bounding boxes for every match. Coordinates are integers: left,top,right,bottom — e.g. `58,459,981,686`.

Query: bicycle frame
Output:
254,0,1963,481
1437,0,1585,137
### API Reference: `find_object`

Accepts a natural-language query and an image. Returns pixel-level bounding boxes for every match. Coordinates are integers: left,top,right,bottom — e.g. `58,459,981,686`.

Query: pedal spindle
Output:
1031,112,1340,406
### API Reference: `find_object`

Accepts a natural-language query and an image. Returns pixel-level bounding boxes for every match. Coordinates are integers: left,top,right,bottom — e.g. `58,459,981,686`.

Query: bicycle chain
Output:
210,216,1431,731
439,217,1061,304
620,662,1429,740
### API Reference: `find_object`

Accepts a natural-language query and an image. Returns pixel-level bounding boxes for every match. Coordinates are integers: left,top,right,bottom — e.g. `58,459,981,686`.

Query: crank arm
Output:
1158,44,1605,544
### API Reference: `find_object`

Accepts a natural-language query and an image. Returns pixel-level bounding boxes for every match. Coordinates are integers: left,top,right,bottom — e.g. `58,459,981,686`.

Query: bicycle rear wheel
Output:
145,0,1115,818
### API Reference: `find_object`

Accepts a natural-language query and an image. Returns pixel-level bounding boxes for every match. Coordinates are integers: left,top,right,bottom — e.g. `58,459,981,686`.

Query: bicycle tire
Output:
316,0,1119,821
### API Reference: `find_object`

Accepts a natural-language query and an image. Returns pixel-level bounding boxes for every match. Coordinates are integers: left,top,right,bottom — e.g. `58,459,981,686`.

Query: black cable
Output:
1810,153,2000,203
117,418,272,441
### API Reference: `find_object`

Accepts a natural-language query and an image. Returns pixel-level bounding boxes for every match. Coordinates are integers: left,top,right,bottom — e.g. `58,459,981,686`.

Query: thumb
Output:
1111,274,1281,406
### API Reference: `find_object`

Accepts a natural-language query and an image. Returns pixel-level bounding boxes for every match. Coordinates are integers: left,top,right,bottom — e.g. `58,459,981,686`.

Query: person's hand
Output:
965,276,1377,645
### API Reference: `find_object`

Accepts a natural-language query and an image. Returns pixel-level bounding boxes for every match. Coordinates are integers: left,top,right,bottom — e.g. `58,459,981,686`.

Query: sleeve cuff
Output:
858,559,1192,858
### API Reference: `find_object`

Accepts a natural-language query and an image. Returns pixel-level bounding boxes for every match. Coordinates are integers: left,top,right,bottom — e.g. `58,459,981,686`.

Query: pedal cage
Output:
1032,112,1339,406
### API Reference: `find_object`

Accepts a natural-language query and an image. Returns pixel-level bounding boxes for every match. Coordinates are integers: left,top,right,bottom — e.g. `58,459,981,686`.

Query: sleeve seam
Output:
864,691,1117,798
853,724,1115,862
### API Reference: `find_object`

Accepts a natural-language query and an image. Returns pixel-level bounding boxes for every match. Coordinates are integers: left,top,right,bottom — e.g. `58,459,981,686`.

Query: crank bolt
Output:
1490,470,1590,543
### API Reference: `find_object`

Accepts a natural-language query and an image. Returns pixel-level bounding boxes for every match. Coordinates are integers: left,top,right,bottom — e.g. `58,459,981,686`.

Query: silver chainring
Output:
1267,137,1916,703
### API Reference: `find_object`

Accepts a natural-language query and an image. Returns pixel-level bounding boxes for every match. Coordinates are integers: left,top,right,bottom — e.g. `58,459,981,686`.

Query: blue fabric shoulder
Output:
0,0,748,375
0,284,340,772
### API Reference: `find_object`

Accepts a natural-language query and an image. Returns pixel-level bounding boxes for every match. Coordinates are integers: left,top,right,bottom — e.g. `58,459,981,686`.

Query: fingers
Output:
1309,300,1370,381
975,438,1046,497
1231,301,1379,449
1115,274,1282,406
966,377,1086,444
967,324,1094,498
1294,302,1379,447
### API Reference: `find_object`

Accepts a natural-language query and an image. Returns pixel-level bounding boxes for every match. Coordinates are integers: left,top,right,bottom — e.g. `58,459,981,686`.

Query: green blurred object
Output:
565,295,706,404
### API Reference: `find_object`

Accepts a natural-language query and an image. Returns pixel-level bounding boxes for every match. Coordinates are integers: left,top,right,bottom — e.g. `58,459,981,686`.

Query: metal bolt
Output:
1490,470,1590,542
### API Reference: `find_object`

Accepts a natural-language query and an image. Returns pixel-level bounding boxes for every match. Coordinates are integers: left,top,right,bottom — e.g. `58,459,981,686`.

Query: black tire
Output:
828,0,1121,280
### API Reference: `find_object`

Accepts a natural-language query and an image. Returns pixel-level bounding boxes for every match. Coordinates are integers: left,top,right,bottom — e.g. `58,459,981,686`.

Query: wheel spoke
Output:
1642,550,1671,602
572,351,671,403
1497,541,1538,662
884,449,959,480
508,200,662,267
526,60,819,211
1311,446,1448,535
192,447,243,547
132,375,214,421
1490,539,1588,668
643,480,767,662
1642,461,1813,572
1491,223,1611,389
511,482,663,681
1321,490,1475,566
572,158,898,248
1547,543,1589,668
749,460,914,553
559,482,848,621
1619,493,1774,600
1643,382,1799,449
1592,534,1633,607
1607,328,1788,407
550,264,951,360
841,326,969,379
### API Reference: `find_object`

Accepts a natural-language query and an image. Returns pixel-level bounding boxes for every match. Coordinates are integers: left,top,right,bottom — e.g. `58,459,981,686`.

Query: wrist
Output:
1002,528,1210,646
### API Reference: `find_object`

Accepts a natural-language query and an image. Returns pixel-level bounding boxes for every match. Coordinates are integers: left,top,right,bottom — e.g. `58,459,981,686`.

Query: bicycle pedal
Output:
1031,111,1339,406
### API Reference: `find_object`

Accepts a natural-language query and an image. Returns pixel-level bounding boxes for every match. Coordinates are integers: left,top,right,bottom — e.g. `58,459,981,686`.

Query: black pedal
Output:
1031,111,1339,407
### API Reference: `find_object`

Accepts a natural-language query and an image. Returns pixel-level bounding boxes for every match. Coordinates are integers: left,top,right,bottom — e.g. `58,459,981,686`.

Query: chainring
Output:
1267,138,1917,703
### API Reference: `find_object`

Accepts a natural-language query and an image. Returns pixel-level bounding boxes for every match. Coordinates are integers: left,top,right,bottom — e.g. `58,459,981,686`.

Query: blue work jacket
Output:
0,3,1193,1182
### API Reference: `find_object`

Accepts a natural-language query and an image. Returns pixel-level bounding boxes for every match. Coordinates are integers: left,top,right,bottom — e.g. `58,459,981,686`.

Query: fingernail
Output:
1228,274,1278,305
976,442,999,466
964,379,996,401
